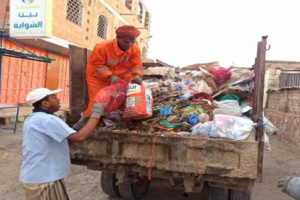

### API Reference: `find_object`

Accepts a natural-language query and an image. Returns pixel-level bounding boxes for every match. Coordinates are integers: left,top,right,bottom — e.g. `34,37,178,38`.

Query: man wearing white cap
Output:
19,88,105,200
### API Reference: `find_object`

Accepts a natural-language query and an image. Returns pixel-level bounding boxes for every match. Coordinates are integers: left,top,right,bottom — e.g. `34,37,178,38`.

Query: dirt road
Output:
0,126,299,200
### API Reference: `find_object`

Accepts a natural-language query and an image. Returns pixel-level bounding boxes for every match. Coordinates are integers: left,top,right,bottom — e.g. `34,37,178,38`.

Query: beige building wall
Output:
51,0,151,55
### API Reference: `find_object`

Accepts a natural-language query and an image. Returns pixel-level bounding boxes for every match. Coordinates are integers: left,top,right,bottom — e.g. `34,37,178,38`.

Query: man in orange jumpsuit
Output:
73,25,143,130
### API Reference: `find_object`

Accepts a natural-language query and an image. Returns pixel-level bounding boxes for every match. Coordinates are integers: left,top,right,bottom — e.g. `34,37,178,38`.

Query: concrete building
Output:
0,0,151,105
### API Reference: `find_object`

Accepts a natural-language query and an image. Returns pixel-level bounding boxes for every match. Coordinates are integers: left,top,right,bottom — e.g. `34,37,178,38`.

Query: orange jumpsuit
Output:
83,39,143,116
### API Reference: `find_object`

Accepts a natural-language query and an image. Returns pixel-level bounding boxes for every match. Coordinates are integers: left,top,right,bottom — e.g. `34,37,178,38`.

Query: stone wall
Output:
266,89,300,145
267,89,300,114
265,109,300,146
267,69,281,89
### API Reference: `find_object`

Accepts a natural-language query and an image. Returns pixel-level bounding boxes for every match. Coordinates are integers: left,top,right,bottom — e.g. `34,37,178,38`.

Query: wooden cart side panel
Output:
69,132,258,179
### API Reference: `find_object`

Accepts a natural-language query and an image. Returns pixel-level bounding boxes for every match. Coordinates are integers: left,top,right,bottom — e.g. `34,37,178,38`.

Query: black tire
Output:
229,188,252,200
209,186,229,200
118,177,151,200
100,172,121,197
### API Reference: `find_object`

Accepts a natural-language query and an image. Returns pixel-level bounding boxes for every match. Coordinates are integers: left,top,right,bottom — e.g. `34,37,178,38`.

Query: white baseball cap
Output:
26,88,62,105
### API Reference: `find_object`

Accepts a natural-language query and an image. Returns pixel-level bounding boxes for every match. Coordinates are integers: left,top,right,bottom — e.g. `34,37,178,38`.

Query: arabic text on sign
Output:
13,21,43,30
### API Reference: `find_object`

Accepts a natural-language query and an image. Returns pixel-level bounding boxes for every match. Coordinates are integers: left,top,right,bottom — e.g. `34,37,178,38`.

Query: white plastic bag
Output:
264,132,271,151
263,117,278,135
210,114,254,140
191,121,212,136
213,100,242,117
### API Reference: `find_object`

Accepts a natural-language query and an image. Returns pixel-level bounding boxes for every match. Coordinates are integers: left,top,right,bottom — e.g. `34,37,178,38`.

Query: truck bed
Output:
69,131,258,180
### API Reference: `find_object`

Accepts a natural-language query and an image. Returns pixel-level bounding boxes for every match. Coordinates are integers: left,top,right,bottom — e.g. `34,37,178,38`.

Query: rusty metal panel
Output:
68,45,91,124
0,40,47,104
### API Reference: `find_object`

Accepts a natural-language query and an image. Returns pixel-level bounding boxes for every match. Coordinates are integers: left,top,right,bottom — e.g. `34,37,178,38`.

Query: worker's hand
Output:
278,176,294,193
278,176,300,200
110,75,120,85
73,116,90,131
132,74,143,84
91,103,106,119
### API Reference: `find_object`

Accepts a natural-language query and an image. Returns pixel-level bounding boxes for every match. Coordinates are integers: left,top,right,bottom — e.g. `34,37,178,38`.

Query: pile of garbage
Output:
98,63,277,142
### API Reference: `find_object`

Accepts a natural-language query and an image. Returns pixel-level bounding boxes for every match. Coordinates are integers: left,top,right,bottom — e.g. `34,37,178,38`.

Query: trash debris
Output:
98,65,257,141
198,113,210,123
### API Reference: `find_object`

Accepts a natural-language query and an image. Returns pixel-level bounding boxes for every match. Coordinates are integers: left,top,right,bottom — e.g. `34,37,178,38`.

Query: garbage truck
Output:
66,36,268,200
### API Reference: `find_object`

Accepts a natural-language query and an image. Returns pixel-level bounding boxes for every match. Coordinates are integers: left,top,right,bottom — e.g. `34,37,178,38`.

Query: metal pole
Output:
0,34,4,105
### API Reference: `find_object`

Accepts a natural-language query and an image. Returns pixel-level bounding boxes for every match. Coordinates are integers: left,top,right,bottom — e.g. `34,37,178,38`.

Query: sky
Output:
142,0,300,68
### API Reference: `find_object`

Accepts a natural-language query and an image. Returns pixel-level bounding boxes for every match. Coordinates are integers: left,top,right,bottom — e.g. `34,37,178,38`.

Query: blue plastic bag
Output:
158,106,173,116
189,114,199,125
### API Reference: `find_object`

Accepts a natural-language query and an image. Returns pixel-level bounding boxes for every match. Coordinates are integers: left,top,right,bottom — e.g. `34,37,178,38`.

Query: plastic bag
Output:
191,121,212,136
94,80,127,113
160,120,184,128
158,106,173,116
181,105,204,116
122,83,153,120
189,114,199,125
213,100,242,117
210,114,254,140
264,132,271,151
208,66,233,84
263,117,278,134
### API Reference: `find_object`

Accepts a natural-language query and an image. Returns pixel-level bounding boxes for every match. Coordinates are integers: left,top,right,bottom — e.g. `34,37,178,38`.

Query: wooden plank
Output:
67,45,90,125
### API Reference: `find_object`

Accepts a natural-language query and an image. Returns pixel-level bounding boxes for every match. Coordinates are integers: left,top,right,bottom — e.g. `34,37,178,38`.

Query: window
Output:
97,15,108,39
66,0,83,27
137,2,143,22
279,70,300,88
125,0,132,10
144,12,150,29
142,47,147,58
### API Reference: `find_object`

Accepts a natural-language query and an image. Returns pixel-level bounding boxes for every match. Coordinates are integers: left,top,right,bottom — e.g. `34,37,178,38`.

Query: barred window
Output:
66,0,83,27
137,2,143,22
97,15,108,39
125,0,132,10
279,70,300,88
142,47,147,58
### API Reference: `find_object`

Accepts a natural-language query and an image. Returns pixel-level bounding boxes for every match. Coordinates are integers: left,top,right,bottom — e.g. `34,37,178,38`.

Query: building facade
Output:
264,61,300,146
0,0,151,104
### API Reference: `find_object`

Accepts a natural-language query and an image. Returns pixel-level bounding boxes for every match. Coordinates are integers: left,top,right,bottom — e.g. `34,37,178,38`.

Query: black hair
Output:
32,96,49,109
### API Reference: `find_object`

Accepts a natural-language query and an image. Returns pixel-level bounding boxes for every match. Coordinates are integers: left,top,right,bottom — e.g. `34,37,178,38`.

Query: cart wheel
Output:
118,177,151,200
100,172,121,197
209,187,229,200
229,188,252,200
